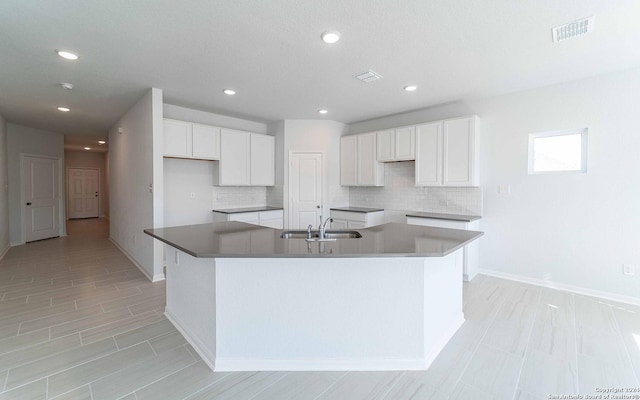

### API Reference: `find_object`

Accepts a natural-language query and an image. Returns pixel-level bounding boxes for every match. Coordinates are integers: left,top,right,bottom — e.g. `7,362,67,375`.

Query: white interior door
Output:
23,155,60,242
67,168,99,219
290,153,322,229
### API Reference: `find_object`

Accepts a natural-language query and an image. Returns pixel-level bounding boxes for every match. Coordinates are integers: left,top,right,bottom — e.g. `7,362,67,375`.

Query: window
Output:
528,128,588,174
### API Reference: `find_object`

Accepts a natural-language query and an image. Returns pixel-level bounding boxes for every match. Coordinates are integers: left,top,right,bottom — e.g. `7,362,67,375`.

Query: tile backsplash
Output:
212,186,267,209
349,162,482,215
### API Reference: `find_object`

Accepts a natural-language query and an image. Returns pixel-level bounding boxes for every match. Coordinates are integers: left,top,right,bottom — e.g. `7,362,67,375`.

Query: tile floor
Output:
0,218,638,399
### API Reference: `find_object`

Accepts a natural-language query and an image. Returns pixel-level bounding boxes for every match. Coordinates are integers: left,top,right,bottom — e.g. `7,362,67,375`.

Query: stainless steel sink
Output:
280,230,362,240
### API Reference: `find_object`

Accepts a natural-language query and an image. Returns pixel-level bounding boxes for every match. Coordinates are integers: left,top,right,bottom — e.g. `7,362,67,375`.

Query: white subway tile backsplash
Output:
349,162,482,215
212,186,267,209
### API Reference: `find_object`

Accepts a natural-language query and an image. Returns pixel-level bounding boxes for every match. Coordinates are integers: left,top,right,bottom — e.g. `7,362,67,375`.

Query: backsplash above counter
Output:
349,162,482,216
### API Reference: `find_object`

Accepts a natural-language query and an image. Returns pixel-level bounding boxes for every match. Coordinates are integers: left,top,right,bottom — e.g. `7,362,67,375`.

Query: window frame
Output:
528,128,588,175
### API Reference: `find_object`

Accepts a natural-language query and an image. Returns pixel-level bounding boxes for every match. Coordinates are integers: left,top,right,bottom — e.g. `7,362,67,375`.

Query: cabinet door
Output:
395,126,415,161
192,123,220,160
250,134,275,186
163,119,192,158
443,117,476,186
415,122,443,186
219,129,251,186
330,219,348,230
357,133,384,186
229,212,260,225
340,136,358,186
376,130,395,162
347,221,366,229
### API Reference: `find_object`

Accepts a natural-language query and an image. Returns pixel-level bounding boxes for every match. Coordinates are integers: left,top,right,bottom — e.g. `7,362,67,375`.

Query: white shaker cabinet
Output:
214,129,275,186
250,134,275,186
213,209,284,229
216,129,251,185
340,133,384,186
163,119,220,160
415,116,479,187
330,209,384,229
376,126,415,162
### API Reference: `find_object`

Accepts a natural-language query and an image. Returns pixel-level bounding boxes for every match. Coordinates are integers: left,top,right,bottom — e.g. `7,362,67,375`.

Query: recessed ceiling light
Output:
84,147,91,151
223,89,236,95
98,140,106,145
56,50,79,60
57,107,70,112
321,31,340,44
404,85,418,92
318,109,328,114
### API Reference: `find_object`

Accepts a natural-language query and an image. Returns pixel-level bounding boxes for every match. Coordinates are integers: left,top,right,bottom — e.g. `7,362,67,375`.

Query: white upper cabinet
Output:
192,123,220,160
214,129,275,186
340,135,358,186
395,126,415,160
415,116,479,187
163,119,220,160
341,133,384,186
376,126,415,162
250,134,275,186
415,121,443,186
163,119,192,158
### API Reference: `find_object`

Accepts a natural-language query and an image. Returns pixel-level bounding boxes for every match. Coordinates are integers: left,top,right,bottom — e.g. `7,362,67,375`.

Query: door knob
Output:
26,202,32,206
316,205,320,208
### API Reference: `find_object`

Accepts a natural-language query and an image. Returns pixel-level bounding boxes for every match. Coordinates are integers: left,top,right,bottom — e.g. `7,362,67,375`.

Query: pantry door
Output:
23,155,62,242
67,168,100,219
289,153,323,229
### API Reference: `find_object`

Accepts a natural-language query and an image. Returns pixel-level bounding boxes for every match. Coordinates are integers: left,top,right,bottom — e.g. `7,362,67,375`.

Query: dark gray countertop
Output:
212,206,284,214
144,222,483,258
330,207,384,213
405,212,481,222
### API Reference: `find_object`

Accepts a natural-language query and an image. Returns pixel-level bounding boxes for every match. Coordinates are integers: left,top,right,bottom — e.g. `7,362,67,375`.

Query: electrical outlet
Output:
623,264,636,276
190,192,196,199
439,200,450,206
175,251,180,265
499,184,511,194
133,235,137,245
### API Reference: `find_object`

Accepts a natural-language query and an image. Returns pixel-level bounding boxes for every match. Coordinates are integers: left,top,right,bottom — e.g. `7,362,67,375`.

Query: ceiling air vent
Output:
552,16,594,42
354,70,383,83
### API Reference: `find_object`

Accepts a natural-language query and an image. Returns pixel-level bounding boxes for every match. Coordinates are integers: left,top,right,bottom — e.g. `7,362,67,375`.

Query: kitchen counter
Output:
149,221,476,372
144,221,482,258
329,206,384,213
405,211,481,222
211,206,283,214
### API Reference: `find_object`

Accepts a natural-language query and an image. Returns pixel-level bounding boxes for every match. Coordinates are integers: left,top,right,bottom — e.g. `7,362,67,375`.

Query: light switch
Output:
498,184,511,194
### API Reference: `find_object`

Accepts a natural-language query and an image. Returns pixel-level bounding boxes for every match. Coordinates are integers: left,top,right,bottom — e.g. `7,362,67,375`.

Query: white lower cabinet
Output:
330,209,384,229
213,210,284,229
406,216,480,281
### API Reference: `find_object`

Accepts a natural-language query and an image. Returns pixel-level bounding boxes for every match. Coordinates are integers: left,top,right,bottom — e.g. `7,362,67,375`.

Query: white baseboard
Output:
0,245,10,263
214,357,429,372
165,308,217,371
479,268,640,307
109,238,156,283
10,241,24,247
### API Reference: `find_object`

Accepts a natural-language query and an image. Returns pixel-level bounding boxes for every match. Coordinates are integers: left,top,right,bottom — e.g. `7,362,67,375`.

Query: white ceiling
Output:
1,0,640,144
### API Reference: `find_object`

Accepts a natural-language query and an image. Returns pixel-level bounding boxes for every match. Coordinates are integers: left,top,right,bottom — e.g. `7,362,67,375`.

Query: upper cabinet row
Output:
163,119,274,186
340,115,479,187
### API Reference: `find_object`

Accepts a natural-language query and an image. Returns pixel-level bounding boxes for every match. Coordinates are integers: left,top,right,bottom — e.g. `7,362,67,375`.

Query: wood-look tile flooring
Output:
0,218,638,399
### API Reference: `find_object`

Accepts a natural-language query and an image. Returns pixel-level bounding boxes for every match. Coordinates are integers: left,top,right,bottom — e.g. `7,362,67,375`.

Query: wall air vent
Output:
552,16,594,42
354,70,383,83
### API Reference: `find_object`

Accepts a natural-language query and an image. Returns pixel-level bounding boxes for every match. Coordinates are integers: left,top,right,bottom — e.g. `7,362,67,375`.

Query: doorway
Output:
67,168,100,219
289,152,323,229
22,154,64,242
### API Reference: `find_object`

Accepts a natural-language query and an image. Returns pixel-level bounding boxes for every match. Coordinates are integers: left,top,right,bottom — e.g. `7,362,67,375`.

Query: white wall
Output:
163,104,267,134
6,124,65,245
64,150,108,218
283,120,350,228
0,115,9,258
109,89,164,281
349,67,640,300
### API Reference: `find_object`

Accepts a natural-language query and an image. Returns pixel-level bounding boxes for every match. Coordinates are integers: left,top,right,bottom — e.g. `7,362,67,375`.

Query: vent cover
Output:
552,16,594,42
354,70,383,83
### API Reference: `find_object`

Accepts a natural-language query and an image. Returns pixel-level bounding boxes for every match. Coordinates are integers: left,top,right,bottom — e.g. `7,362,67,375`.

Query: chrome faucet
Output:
307,224,313,239
318,217,333,239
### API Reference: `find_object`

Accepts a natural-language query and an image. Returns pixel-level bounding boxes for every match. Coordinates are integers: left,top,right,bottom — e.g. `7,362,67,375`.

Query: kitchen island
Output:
144,222,482,372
